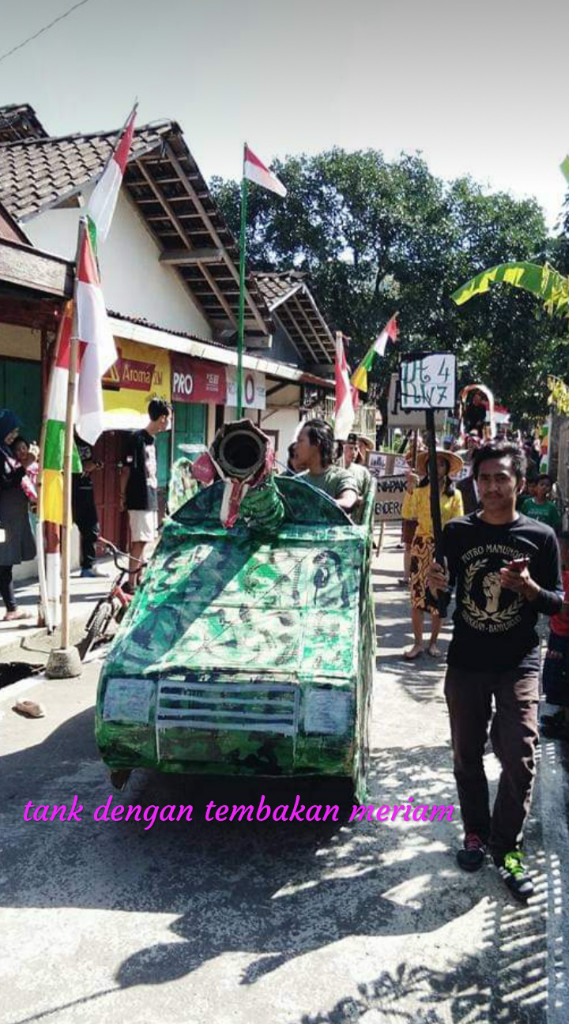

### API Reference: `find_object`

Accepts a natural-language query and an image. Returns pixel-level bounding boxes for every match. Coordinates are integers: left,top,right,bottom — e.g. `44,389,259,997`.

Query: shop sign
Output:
102,338,171,430
171,355,226,404
226,368,266,410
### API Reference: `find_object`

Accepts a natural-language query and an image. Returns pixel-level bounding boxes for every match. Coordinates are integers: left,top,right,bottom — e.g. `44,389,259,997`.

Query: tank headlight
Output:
303,689,352,736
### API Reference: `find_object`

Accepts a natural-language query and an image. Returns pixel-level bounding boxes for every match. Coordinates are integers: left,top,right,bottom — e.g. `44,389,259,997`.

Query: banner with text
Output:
226,367,266,410
171,354,226,404
102,338,171,430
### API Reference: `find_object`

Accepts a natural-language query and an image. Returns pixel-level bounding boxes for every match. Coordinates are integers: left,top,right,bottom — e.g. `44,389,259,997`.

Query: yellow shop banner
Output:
102,338,171,429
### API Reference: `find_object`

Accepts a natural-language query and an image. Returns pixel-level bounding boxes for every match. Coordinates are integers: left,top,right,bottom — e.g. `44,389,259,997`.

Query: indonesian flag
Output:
334,332,355,440
75,222,117,444
40,225,116,525
87,105,136,249
243,144,287,197
40,303,82,526
351,315,398,393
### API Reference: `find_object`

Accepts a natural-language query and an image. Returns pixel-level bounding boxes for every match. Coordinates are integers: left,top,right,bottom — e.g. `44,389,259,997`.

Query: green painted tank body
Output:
95,476,375,796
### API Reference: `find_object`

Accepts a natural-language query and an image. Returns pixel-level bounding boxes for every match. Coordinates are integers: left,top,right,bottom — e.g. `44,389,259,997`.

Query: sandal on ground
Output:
403,645,424,660
12,700,46,719
2,609,33,623
427,643,442,658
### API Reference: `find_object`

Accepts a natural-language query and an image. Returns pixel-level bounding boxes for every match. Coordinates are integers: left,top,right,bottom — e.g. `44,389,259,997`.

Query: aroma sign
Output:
171,355,226,404
103,346,157,392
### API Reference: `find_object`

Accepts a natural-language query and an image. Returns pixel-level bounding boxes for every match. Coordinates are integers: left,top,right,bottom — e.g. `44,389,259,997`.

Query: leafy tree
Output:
211,149,566,421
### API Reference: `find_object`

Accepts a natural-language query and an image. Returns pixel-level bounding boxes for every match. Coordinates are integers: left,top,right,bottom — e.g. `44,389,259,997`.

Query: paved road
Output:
1,525,568,1024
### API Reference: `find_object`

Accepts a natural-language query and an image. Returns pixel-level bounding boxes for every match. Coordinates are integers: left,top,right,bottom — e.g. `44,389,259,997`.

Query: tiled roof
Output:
0,122,171,221
0,117,272,340
256,271,335,365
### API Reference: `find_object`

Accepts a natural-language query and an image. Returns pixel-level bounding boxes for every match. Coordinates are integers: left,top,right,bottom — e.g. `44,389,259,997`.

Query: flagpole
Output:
237,145,248,419
46,226,85,678
36,351,54,634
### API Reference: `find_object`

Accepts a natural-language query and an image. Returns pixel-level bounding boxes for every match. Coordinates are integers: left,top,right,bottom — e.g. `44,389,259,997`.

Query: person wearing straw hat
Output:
356,434,374,466
403,447,464,660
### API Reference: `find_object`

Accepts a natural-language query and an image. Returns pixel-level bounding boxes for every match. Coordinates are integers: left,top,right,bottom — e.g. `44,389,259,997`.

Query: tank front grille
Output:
156,679,300,737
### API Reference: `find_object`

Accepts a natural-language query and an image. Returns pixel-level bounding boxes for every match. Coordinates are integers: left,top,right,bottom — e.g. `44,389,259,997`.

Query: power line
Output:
0,0,95,66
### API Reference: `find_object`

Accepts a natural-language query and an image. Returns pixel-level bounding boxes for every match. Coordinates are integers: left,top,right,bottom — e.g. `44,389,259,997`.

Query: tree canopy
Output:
211,149,569,423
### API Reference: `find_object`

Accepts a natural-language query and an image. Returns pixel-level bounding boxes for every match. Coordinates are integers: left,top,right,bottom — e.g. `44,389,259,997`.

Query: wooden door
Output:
92,431,128,550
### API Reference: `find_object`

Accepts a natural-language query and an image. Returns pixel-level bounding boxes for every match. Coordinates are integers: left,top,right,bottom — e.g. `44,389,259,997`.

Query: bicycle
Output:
77,540,145,661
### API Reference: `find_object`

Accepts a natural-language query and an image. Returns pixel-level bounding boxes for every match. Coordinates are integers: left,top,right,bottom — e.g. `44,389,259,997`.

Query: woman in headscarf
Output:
0,410,36,621
403,448,464,660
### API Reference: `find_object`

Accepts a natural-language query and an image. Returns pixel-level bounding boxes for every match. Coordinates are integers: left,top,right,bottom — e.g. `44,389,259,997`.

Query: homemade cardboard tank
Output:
95,422,375,799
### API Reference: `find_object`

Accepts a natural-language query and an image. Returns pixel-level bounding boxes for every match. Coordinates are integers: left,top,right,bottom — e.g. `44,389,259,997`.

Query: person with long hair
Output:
404,449,464,660
295,419,358,512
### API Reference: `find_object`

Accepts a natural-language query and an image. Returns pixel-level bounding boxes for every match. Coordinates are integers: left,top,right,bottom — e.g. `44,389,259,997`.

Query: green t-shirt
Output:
302,466,357,499
346,462,371,497
521,498,562,532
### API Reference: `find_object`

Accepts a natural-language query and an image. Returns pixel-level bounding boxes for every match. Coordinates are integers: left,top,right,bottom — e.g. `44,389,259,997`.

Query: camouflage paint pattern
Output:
95,476,375,798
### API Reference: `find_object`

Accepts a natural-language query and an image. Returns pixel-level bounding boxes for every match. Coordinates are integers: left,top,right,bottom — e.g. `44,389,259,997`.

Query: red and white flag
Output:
75,223,117,444
243,144,287,197
334,333,355,440
374,314,399,358
87,105,137,248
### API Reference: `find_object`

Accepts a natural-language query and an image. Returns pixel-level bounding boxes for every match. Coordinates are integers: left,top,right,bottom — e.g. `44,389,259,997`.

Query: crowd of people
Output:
3,400,568,906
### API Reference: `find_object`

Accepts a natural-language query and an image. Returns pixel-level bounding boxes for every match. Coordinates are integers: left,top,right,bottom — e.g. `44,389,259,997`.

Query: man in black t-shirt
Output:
428,443,563,901
121,398,171,588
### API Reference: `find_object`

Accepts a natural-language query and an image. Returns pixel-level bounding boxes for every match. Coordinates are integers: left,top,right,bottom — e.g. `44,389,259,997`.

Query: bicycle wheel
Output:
77,601,113,660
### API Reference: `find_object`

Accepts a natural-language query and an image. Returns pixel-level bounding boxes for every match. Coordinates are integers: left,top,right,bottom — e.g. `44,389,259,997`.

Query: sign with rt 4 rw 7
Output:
399,353,456,411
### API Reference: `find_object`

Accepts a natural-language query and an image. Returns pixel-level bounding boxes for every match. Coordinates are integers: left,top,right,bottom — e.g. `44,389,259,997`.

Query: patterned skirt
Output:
409,534,438,614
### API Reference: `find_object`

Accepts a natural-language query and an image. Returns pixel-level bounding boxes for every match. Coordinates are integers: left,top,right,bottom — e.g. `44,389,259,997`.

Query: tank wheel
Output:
110,769,132,791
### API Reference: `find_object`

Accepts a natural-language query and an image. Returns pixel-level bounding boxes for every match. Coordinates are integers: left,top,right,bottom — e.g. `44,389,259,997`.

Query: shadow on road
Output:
0,704,554,1024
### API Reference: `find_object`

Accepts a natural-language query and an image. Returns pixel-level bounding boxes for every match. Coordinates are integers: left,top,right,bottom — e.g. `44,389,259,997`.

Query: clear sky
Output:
1,0,567,230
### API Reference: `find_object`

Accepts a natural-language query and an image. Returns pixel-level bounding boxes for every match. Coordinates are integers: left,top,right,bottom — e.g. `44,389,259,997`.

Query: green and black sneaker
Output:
496,851,534,901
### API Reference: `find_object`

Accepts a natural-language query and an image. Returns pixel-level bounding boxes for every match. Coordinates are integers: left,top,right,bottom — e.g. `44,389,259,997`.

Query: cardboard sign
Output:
368,451,408,480
374,475,407,522
387,374,447,429
399,354,457,411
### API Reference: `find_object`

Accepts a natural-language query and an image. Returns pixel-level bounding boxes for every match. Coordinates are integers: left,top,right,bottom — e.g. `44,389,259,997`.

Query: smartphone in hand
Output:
508,556,530,574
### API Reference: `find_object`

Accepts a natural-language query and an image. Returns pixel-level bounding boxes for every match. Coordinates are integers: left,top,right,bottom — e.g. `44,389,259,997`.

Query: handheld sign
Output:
399,353,457,615
374,475,406,523
368,451,408,481
387,373,446,429
399,354,457,411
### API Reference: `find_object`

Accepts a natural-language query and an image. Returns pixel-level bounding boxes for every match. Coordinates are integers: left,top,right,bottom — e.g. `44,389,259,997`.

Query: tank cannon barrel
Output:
193,419,285,532
211,419,268,480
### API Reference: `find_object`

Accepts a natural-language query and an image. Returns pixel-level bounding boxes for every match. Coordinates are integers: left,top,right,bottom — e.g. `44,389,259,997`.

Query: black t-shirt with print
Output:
125,430,158,511
443,512,563,671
